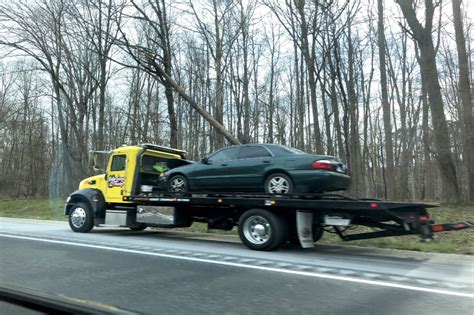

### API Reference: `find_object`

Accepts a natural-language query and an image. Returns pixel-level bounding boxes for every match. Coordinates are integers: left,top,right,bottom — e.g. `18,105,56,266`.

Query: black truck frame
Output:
119,192,472,251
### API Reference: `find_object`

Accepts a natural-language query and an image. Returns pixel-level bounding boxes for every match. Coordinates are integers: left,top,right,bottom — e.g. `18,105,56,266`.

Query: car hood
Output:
166,161,200,175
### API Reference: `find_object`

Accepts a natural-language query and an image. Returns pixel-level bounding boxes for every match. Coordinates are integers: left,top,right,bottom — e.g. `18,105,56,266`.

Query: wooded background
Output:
0,0,472,203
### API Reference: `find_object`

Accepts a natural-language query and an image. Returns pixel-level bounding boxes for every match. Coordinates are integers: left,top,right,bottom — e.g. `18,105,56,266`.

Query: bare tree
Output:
397,0,461,202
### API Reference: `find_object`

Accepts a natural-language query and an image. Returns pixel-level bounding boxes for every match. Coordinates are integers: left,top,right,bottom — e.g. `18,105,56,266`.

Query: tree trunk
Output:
295,0,322,153
213,0,224,148
377,0,395,200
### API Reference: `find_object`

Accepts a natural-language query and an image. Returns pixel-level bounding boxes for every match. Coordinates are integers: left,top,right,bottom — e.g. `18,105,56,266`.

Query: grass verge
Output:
1,198,472,254
0,198,66,221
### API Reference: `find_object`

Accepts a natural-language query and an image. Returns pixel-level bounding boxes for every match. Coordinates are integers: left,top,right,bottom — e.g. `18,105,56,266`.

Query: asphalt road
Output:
1,218,473,314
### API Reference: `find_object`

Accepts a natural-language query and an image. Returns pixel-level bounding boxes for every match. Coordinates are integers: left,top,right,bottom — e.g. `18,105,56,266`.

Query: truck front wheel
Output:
69,202,94,233
238,209,289,251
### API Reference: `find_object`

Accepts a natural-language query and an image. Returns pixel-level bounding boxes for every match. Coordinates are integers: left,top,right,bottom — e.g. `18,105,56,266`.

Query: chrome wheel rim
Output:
70,207,86,228
170,177,186,192
268,176,290,194
243,215,272,244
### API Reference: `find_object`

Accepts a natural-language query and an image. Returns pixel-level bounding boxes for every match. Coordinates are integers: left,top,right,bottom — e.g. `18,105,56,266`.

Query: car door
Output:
106,154,127,203
225,146,273,190
190,147,240,190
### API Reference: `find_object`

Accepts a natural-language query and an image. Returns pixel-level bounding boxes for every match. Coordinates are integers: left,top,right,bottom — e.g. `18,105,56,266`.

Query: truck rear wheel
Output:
68,202,94,233
129,224,147,231
289,224,324,246
238,209,289,251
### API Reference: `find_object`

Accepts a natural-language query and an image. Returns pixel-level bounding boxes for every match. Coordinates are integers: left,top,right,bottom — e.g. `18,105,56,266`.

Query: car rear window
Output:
269,145,306,156
238,146,272,159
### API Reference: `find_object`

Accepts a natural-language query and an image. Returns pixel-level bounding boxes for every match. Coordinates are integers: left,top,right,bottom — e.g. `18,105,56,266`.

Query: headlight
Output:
66,196,71,203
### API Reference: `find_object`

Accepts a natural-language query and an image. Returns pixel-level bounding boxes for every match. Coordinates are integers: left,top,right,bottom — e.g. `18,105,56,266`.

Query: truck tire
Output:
312,224,324,242
289,224,324,246
68,202,94,233
129,224,147,231
238,209,289,251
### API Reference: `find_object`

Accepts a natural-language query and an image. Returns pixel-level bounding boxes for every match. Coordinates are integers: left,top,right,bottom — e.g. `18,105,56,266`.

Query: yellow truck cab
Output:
64,144,190,232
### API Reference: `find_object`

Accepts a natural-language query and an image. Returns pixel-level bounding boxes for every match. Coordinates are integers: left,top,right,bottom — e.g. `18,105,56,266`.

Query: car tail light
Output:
312,160,335,170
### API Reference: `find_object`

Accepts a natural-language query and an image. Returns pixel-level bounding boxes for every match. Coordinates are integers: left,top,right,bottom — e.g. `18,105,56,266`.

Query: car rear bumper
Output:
288,170,352,192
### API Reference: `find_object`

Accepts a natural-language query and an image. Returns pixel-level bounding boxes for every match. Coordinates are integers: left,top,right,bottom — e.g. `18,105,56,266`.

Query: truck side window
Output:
111,155,126,171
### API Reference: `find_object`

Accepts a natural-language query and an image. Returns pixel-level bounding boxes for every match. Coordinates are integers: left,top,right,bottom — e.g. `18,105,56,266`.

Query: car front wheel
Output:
168,175,188,193
264,173,293,194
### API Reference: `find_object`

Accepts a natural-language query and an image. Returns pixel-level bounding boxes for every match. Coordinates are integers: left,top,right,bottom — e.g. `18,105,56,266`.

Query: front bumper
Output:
288,170,352,192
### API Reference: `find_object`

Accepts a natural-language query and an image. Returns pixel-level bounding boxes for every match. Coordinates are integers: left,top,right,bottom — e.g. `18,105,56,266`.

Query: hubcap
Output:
243,215,272,244
70,207,86,228
268,176,289,194
170,177,186,192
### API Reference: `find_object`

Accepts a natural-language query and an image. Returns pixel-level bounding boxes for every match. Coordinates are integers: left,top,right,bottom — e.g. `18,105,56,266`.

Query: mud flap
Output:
296,210,314,248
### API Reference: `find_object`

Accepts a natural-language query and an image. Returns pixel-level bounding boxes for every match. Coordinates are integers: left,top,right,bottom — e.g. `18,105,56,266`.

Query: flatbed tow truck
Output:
65,144,472,251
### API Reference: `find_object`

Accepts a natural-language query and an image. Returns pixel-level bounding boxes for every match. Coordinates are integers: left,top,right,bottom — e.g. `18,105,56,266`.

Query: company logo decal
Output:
108,175,125,188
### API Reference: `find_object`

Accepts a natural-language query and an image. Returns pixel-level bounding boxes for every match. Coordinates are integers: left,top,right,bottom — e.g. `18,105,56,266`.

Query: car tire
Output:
168,175,188,193
238,209,289,251
264,173,293,194
68,202,94,233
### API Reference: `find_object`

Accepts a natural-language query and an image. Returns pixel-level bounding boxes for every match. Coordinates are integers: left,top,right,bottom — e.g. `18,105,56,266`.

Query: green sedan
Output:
166,144,351,194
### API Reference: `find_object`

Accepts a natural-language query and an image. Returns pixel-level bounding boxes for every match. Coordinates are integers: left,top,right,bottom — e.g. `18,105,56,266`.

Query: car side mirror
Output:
201,157,209,164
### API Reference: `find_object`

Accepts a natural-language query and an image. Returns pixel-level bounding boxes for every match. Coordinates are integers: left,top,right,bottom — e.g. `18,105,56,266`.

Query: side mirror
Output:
89,150,107,173
201,157,209,164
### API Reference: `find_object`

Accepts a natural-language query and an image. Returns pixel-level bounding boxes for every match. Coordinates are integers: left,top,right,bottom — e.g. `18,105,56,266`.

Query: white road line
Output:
1,233,473,298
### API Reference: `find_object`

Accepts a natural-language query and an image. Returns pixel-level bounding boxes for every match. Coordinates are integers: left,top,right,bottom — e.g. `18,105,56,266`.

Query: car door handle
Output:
221,164,228,166
262,160,270,164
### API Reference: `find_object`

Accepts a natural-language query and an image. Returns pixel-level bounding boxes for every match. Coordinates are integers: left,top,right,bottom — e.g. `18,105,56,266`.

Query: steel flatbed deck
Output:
124,192,471,248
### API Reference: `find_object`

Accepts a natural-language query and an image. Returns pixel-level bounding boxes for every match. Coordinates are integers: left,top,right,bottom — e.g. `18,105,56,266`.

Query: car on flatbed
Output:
166,144,351,194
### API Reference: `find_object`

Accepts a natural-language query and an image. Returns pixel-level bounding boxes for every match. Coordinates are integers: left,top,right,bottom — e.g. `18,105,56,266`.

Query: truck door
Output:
106,154,127,203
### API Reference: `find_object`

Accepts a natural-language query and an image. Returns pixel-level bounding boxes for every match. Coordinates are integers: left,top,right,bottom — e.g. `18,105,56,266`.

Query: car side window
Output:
110,155,126,171
238,146,272,159
209,148,239,162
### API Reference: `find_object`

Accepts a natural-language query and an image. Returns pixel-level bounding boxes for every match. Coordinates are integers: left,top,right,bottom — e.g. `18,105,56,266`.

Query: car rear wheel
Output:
264,173,293,194
168,175,188,193
238,209,289,251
